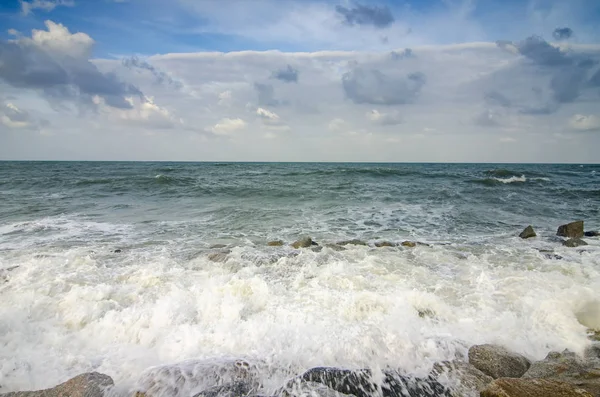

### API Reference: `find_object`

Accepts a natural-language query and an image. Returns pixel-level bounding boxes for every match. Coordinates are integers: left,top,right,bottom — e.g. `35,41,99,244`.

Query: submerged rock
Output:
0,372,114,397
208,250,231,262
113,249,123,253
481,378,593,397
375,241,396,247
210,244,228,249
584,231,599,237
337,239,368,246
267,240,284,247
292,237,314,249
282,367,451,397
468,344,531,379
557,221,584,239
401,241,417,248
519,225,537,239
522,349,600,397
563,238,588,248
324,244,346,252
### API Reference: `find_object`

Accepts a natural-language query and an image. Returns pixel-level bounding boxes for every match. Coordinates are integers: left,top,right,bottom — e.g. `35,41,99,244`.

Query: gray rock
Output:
282,367,451,397
192,382,254,397
0,373,114,397
431,360,494,394
337,239,367,246
208,250,231,262
210,244,228,249
522,349,600,397
563,238,588,247
481,378,593,397
519,226,537,239
375,241,397,247
584,231,599,237
468,344,531,379
324,244,346,252
557,221,584,239
292,237,314,249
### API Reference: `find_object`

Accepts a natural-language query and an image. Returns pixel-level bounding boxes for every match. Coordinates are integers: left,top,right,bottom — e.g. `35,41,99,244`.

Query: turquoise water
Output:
0,162,599,394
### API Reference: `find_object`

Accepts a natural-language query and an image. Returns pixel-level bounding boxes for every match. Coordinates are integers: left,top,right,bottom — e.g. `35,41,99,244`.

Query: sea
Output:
0,161,599,395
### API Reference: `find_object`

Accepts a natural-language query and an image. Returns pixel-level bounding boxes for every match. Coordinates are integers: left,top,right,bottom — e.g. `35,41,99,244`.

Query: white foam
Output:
1,240,599,395
494,175,527,183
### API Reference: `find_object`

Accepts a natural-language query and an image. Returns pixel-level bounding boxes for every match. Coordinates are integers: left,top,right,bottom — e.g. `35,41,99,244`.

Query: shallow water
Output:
0,162,599,394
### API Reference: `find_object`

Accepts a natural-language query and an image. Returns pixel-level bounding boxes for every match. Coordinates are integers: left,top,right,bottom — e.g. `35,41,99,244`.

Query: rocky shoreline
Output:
2,341,599,397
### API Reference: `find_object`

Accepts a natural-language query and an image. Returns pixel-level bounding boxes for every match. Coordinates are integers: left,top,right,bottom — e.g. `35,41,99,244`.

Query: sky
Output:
0,0,600,162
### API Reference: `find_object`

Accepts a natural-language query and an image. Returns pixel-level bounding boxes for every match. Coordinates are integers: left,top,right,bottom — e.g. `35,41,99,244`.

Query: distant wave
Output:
471,175,553,186
281,167,457,179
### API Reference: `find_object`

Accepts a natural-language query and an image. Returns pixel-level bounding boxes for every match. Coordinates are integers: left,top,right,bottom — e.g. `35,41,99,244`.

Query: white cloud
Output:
218,90,232,106
94,96,183,129
30,20,94,59
20,0,75,16
327,118,346,132
1,102,33,129
366,109,403,125
256,107,281,124
210,118,247,136
569,114,600,131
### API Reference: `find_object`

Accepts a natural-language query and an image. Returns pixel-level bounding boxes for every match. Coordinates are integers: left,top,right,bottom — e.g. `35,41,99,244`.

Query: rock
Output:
522,349,600,396
557,221,584,239
481,378,593,397
468,344,531,379
292,237,314,249
401,241,417,248
417,308,436,319
311,246,323,253
0,373,114,397
192,382,254,397
324,244,346,252
519,226,537,239
113,249,122,253
267,240,284,247
585,231,600,237
134,359,262,397
563,238,588,248
208,250,230,262
282,367,451,397
210,244,228,249
337,239,368,246
431,360,494,394
588,329,600,342
375,241,396,247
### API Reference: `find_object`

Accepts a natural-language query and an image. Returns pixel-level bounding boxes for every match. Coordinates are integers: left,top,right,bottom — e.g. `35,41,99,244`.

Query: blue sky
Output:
1,0,599,57
1,0,600,162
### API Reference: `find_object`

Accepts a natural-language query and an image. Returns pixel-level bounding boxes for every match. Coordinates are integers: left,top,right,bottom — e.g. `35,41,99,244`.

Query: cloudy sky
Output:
1,0,599,162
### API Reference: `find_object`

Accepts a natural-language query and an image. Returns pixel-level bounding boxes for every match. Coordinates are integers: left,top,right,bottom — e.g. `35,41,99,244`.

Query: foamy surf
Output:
1,162,599,396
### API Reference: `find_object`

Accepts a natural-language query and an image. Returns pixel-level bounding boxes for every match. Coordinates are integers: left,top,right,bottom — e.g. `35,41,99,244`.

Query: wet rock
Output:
292,237,314,249
134,359,262,397
431,360,494,394
563,238,588,248
282,367,451,397
113,249,122,253
585,231,600,237
0,372,114,397
311,246,323,253
210,244,228,249
519,225,537,239
401,241,417,248
337,239,367,246
267,240,284,247
324,244,346,252
468,344,531,379
208,250,231,262
375,241,397,247
192,382,254,397
417,308,436,319
557,221,584,239
481,378,593,397
522,349,600,397
588,329,600,342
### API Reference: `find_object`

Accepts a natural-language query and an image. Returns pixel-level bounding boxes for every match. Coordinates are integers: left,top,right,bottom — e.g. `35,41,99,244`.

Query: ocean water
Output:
0,161,599,395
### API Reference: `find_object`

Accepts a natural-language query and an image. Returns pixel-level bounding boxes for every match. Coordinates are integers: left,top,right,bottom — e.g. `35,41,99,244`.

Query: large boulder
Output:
522,348,600,397
481,378,593,397
291,237,315,249
519,226,537,239
281,367,451,397
468,344,531,379
0,373,114,397
563,239,588,248
557,221,584,239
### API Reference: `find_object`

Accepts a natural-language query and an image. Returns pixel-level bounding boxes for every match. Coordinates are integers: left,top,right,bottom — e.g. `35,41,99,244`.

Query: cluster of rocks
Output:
519,220,598,248
4,343,599,397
